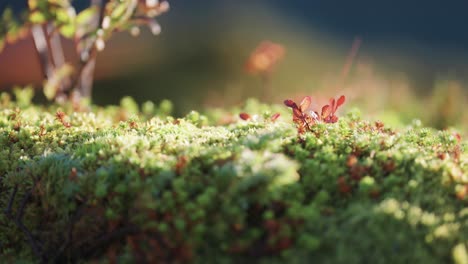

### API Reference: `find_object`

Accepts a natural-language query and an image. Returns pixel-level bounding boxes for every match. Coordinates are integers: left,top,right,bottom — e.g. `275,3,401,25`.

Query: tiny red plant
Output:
55,110,71,128
239,112,280,122
453,132,462,143
456,185,468,200
129,120,139,129
38,124,46,137
69,167,78,182
284,95,346,134
283,96,316,134
55,111,65,120
13,121,22,131
175,156,188,175
239,113,251,121
346,154,358,167
321,95,345,123
270,113,281,122
337,176,352,194
375,121,385,131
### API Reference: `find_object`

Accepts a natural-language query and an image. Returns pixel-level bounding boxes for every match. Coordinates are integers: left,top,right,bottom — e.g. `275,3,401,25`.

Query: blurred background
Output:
1,0,468,131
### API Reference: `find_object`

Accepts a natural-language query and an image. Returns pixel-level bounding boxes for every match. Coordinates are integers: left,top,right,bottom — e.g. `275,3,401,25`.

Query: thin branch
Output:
3,186,45,262
336,36,362,90
15,188,32,222
4,185,17,214
46,23,66,68
51,200,88,262
78,57,96,98
47,22,71,95
31,25,55,80
74,0,110,98
13,216,44,262
95,0,110,27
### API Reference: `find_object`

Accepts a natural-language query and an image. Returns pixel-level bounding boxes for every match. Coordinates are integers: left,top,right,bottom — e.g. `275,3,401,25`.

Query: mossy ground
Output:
0,94,467,263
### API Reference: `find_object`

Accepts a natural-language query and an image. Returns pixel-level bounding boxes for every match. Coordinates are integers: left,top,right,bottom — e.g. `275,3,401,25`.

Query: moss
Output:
0,96,467,263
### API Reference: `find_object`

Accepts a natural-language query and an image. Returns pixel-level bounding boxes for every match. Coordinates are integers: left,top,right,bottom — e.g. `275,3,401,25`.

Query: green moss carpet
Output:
0,95,467,263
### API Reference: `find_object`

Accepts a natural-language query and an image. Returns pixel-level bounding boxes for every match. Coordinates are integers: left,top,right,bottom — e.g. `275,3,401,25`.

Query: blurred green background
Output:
1,1,468,131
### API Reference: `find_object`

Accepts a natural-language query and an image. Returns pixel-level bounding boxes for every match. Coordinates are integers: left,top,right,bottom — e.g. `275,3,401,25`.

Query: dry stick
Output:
336,37,362,91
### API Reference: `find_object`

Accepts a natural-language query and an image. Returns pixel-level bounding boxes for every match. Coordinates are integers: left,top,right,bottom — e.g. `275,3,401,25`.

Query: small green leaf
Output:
59,23,75,38
111,3,128,20
76,7,97,25
29,11,47,24
43,64,73,100
13,86,34,107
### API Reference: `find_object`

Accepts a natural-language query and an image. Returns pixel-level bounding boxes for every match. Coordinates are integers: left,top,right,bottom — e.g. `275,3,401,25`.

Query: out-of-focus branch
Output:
76,0,110,98
31,25,54,80
29,0,168,101
47,23,71,98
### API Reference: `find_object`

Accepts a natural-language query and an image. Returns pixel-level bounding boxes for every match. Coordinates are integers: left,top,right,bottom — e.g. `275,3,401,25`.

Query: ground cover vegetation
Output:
0,90,466,263
1,1,467,263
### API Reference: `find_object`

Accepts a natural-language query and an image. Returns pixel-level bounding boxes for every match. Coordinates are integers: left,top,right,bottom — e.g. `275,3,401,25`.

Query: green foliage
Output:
0,8,27,52
0,95,467,263
0,1,170,101
12,86,34,108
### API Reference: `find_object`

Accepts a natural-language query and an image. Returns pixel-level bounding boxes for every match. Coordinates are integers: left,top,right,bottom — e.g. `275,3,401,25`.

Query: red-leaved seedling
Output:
322,95,345,123
55,110,71,128
239,112,281,122
283,96,316,134
284,95,346,134
239,113,251,121
271,113,281,122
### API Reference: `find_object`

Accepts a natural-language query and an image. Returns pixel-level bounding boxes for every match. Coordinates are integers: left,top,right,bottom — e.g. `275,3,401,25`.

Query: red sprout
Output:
55,110,71,128
239,113,251,121
284,95,346,134
270,113,281,122
321,95,345,123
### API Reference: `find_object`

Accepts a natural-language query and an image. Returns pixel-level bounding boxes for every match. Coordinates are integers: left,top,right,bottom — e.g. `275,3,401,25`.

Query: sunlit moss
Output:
0,96,466,263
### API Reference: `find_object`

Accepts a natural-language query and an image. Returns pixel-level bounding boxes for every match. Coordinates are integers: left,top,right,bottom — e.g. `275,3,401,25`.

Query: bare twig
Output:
336,37,362,90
